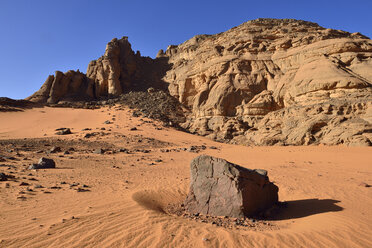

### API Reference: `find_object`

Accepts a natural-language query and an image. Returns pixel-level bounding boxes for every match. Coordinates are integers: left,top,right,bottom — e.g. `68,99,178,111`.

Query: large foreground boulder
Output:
184,155,278,218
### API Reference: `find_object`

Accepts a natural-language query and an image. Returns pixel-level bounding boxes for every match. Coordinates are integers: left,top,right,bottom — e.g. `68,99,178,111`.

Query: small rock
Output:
0,173,8,181
254,169,268,176
187,146,198,152
28,157,56,170
76,188,90,192
130,127,137,131
50,147,61,153
55,128,71,135
119,148,129,153
84,133,93,138
93,148,105,154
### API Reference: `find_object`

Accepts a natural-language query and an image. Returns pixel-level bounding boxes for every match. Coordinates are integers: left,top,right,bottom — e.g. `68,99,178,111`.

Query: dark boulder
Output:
28,157,56,169
50,146,62,153
184,155,278,218
0,172,8,181
55,128,72,135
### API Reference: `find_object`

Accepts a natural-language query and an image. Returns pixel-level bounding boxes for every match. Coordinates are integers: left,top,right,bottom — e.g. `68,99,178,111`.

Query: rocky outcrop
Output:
0,97,37,112
27,18,372,146
28,37,170,103
86,37,139,97
86,37,170,96
26,70,93,104
184,155,279,218
161,18,372,146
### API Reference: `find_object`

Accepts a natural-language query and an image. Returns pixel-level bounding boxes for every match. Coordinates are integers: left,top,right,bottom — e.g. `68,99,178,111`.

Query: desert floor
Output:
0,106,371,248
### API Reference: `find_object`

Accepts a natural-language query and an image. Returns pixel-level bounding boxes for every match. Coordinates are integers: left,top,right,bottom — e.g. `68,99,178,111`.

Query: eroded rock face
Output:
26,70,94,104
86,37,136,97
184,155,279,218
27,18,372,146
28,37,170,103
161,18,372,145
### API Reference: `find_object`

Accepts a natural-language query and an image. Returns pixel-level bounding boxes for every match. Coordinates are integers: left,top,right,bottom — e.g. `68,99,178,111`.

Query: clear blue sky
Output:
1,0,371,99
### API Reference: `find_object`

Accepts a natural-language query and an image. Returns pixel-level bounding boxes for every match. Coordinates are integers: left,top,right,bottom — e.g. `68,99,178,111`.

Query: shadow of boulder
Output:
272,198,343,220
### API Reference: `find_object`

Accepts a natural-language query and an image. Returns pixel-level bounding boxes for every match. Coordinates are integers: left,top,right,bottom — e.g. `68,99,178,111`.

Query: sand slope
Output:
0,107,371,248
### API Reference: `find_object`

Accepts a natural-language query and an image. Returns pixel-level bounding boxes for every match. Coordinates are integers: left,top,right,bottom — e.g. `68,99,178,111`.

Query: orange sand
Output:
0,107,371,247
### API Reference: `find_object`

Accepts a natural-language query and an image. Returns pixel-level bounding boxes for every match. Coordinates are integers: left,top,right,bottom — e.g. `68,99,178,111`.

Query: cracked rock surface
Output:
184,155,278,218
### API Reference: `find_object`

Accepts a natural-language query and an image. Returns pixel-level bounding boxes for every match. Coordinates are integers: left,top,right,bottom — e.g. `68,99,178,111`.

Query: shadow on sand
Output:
272,199,343,220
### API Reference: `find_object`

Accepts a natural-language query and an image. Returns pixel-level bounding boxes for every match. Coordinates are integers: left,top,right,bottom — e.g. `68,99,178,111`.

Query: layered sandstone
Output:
161,19,372,146
86,37,169,97
27,18,372,145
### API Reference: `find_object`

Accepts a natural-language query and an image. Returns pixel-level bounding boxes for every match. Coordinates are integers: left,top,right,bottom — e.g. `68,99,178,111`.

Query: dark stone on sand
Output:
0,172,8,181
50,147,61,153
55,128,72,135
184,155,279,218
28,157,56,170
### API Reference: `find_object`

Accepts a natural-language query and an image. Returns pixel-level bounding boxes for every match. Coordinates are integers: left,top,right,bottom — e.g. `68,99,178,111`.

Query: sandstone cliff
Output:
161,19,372,146
27,37,169,103
27,18,372,146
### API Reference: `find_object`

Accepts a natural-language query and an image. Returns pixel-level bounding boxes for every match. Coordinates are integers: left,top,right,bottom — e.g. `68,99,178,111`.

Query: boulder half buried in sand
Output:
28,157,56,169
184,155,278,218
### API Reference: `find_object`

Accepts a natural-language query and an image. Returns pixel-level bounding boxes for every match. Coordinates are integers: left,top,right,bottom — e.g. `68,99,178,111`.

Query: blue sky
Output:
1,0,371,99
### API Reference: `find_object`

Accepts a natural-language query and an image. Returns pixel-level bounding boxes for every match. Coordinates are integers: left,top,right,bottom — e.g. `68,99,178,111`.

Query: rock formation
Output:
26,70,93,104
27,18,372,146
184,155,279,218
161,19,372,146
27,37,170,103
